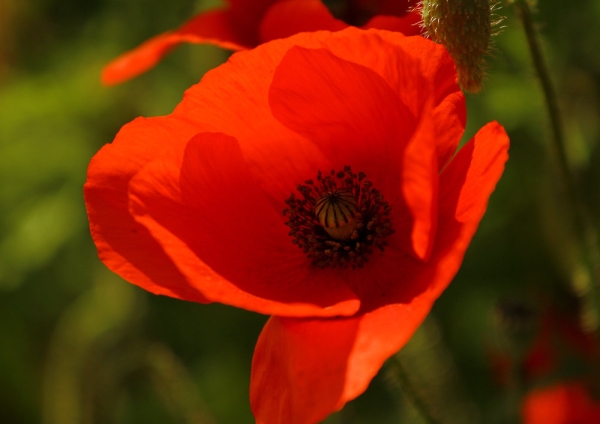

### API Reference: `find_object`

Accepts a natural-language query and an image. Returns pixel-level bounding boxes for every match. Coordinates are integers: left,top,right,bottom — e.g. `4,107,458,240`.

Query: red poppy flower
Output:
86,28,509,423
525,312,599,380
522,382,600,424
101,0,422,85
490,308,600,387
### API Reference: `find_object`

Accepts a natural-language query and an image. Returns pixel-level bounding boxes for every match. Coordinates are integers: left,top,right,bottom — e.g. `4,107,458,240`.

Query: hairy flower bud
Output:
422,0,496,93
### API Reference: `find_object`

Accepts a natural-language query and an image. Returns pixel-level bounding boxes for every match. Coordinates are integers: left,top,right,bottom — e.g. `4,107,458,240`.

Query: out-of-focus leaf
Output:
0,187,84,289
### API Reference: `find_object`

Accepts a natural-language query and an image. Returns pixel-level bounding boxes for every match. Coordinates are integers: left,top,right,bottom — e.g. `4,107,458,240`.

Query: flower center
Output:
315,189,358,241
284,166,394,268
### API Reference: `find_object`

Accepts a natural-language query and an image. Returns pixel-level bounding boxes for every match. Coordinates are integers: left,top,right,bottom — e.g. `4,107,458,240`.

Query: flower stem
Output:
514,0,567,184
387,355,441,424
514,0,600,330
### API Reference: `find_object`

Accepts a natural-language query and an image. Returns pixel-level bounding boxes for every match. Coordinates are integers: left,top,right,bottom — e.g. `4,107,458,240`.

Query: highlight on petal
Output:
127,132,360,317
251,301,431,424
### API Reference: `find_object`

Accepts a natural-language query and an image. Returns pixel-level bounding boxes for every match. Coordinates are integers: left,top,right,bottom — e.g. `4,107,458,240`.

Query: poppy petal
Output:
437,121,509,241
165,28,465,302
363,11,424,36
127,132,360,317
343,121,508,310
250,301,431,424
101,9,250,86
259,0,348,43
394,36,466,168
169,32,441,228
434,91,467,170
173,29,456,204
267,32,463,185
386,120,509,302
268,45,416,190
401,106,439,261
250,122,509,422
84,116,208,302
173,39,337,206
268,41,443,261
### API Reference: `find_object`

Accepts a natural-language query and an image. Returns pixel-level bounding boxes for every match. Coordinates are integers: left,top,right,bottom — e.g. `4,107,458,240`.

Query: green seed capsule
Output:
314,189,358,241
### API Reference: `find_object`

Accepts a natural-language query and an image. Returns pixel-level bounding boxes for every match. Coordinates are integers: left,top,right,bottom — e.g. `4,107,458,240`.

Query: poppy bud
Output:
422,0,495,93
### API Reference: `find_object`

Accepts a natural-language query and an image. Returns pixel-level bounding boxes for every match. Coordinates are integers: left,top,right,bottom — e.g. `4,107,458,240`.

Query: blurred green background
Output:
1,0,599,423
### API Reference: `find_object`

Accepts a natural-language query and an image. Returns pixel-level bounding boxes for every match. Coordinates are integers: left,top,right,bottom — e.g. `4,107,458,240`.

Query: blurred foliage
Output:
1,0,600,423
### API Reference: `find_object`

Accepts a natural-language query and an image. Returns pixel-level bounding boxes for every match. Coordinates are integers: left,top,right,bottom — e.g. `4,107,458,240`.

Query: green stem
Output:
514,0,600,328
515,0,569,190
387,355,441,424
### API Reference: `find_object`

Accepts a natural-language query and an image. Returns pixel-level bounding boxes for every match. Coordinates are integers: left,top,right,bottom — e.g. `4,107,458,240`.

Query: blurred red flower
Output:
525,312,600,381
101,0,422,85
489,306,600,424
86,28,509,423
522,382,600,424
490,308,600,386
520,313,600,424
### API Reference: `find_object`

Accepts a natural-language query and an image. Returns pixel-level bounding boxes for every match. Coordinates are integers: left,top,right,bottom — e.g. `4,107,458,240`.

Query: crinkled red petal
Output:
98,28,465,307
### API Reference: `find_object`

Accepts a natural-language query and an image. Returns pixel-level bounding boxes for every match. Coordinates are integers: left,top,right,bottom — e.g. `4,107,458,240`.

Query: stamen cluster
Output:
284,166,394,268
